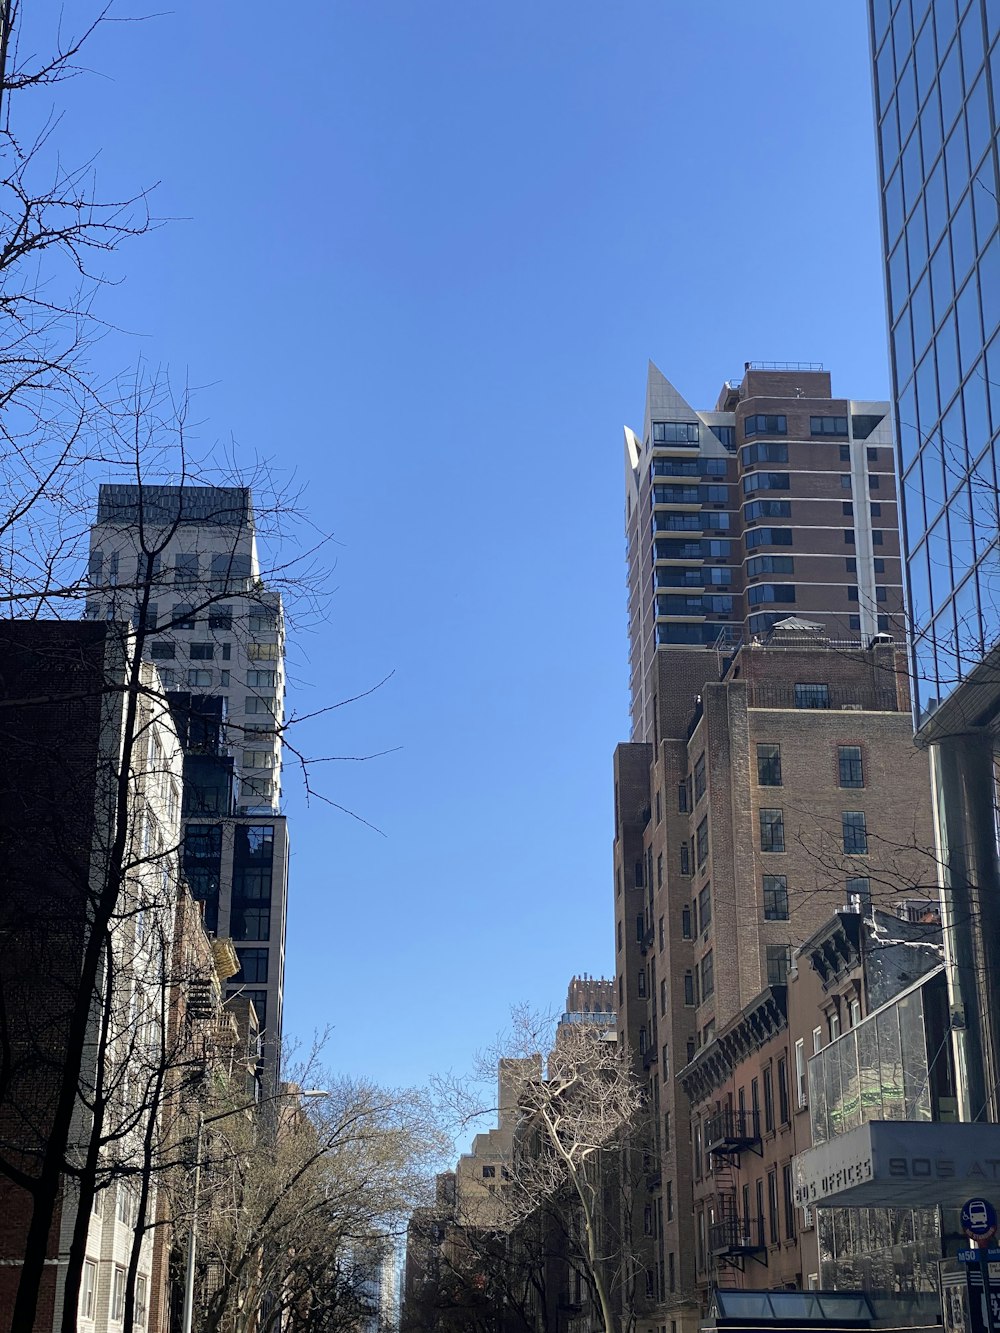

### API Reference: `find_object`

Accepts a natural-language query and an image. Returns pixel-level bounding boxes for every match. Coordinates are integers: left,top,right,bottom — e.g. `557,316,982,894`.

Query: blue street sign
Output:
963,1199,999,1240
959,1250,1000,1263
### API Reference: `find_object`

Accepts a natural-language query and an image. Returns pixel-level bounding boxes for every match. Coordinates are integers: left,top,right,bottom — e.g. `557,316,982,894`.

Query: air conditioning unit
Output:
801,1206,814,1229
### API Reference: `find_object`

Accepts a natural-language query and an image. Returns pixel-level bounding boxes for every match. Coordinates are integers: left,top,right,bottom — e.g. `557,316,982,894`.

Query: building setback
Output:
86,485,288,1075
867,0,1000,1122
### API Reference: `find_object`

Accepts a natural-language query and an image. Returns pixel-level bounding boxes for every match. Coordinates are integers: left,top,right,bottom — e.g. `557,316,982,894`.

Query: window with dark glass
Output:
743,472,790,494
777,1056,790,1124
768,1169,779,1243
678,782,688,812
783,1164,796,1239
684,971,695,1006
636,914,645,943
696,817,709,866
745,499,792,521
694,752,707,802
635,859,644,887
698,884,712,933
172,603,196,629
700,950,714,999
763,1065,774,1132
759,809,785,852
747,583,796,606
235,947,268,984
795,683,830,709
680,843,690,876
810,415,849,436
757,743,782,786
652,421,700,444
846,876,871,906
742,441,789,466
766,945,791,986
709,424,735,448
763,875,789,920
682,905,692,938
747,554,794,577
838,745,864,788
843,811,868,854
746,527,793,548
744,414,788,437
638,969,646,997
151,640,175,659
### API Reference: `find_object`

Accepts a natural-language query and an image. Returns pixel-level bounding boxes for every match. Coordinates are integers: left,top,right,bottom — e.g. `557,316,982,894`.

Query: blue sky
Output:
42,2,889,1103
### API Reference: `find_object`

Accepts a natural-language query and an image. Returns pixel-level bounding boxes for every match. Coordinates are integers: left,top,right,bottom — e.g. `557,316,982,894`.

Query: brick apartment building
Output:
611,364,938,1333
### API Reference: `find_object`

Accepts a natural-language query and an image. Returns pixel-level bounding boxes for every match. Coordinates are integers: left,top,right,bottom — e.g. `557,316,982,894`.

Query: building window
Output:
841,474,853,490
698,884,712,933
759,809,785,853
150,640,175,660
660,977,667,1016
870,503,881,517
80,1260,97,1320
679,842,690,876
747,554,794,577
744,414,788,437
809,415,848,435
847,875,871,908
247,670,276,688
794,682,830,709
845,528,856,544
684,971,695,1006
678,781,689,812
766,945,791,986
743,471,790,494
768,1169,779,1243
653,421,699,444
748,582,796,606
189,642,214,660
742,441,788,465
696,817,709,866
235,946,268,984
757,743,782,786
783,1164,797,1239
746,526,793,548
763,1064,774,1132
700,950,714,999
483,1164,496,1178
838,745,864,788
778,1056,790,1124
658,915,664,950
842,501,854,516
112,1266,127,1321
638,969,646,998
694,752,707,802
763,874,789,920
208,606,233,630
136,1274,148,1328
249,641,280,660
617,920,622,952
842,811,868,854
666,1179,674,1219
682,905,692,938
636,914,645,943
744,498,792,521
173,602,196,629
795,1037,807,1107
656,790,661,823
188,669,212,687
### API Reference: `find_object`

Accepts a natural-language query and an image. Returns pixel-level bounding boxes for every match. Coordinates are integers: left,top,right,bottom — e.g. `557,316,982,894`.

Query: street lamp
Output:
181,1088,329,1333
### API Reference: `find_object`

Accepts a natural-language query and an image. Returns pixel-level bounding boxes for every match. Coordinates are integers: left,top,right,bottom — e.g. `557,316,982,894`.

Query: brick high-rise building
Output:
612,364,938,1333
627,363,903,741
86,485,288,1075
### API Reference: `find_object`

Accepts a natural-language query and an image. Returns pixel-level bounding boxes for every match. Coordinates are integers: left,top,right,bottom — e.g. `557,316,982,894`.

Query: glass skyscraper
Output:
869,0,1000,1121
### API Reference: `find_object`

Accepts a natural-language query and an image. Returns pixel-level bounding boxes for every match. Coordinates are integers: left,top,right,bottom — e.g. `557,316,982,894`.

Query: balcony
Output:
709,1215,766,1259
639,924,655,955
705,1108,762,1160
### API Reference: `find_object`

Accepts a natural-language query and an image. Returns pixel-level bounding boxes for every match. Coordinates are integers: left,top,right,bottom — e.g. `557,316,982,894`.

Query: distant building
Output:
86,484,289,1076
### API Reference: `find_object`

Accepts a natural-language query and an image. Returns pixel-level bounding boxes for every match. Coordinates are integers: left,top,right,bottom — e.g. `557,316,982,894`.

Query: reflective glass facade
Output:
870,0,1000,721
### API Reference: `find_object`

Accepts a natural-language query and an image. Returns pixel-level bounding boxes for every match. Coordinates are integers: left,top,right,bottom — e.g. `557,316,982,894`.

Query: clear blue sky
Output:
42,3,889,1096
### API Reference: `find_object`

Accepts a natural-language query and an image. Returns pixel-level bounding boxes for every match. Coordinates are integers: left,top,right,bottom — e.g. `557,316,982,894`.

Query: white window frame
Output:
112,1265,126,1321
80,1259,97,1320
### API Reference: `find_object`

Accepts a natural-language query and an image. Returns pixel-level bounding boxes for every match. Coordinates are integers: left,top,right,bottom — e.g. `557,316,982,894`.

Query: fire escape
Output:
704,1108,766,1272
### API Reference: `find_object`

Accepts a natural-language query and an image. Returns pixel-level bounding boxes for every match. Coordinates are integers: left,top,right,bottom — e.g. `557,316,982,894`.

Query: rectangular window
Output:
657,852,663,888
746,526,794,548
698,884,712,932
741,441,789,465
174,552,199,583
680,843,690,876
696,817,709,866
783,1164,797,1240
247,670,276,688
843,811,868,854
795,1037,807,1107
763,1064,774,1132
243,749,275,769
173,602,196,629
189,642,214,660
249,641,280,660
744,414,788,437
150,640,175,660
838,745,864,787
136,1274,149,1327
694,752,706,802
112,1266,126,1321
845,528,856,544
768,1169,779,1243
756,743,782,786
794,682,830,708
482,1164,496,1178
842,501,854,516
658,915,664,950
700,950,714,999
638,969,646,998
744,498,792,521
208,606,233,631
847,876,871,907
677,781,688,812
684,971,695,1006
666,1179,673,1220
743,471,790,494
763,874,789,920
759,808,785,853
809,415,849,435
80,1260,97,1320
636,914,645,943
188,669,212,687
870,502,882,517
682,905,692,938
652,421,700,444
236,946,269,983
766,945,791,986
746,554,794,577
778,1056,789,1124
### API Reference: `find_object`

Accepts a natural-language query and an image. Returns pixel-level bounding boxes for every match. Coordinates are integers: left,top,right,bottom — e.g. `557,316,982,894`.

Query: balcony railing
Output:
709,1215,765,1256
705,1107,762,1156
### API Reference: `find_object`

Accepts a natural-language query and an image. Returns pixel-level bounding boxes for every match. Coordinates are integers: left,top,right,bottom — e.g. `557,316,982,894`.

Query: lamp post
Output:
180,1089,329,1333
